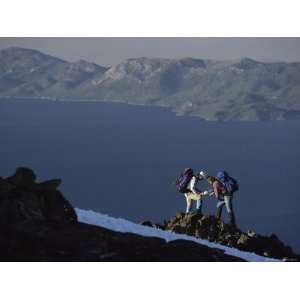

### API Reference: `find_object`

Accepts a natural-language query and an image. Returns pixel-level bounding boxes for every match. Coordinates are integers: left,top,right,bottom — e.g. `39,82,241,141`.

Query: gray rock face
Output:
1,47,300,120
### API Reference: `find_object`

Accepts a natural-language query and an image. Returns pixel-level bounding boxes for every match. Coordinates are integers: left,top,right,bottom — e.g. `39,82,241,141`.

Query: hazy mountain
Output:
1,47,300,120
0,47,107,98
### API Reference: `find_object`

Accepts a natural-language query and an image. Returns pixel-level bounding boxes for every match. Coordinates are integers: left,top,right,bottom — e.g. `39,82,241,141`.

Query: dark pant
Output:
216,195,236,227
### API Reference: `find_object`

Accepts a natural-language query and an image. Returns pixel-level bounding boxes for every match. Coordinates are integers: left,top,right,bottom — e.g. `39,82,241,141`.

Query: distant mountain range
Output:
1,47,300,121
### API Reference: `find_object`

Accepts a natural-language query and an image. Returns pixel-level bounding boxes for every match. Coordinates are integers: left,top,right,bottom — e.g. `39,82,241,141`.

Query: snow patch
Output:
76,208,280,262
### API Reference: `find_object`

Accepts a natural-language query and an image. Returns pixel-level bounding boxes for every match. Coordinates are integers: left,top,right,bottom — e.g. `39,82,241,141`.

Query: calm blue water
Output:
1,99,300,251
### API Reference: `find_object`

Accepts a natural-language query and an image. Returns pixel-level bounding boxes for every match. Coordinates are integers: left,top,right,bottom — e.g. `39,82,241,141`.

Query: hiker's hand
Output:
209,192,215,197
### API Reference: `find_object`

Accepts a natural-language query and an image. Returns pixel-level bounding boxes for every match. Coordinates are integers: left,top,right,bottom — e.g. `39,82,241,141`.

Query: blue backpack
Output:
176,168,193,193
216,171,239,194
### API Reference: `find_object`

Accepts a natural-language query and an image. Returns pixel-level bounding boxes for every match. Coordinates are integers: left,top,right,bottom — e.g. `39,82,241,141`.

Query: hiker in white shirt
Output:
185,171,209,214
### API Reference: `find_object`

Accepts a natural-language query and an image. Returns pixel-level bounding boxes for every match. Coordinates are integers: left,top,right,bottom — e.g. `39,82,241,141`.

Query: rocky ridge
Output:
1,167,298,261
0,167,244,261
141,212,299,260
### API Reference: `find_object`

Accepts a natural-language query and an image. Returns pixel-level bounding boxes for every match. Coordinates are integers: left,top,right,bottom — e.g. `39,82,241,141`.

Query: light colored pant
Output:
184,192,202,213
217,195,233,213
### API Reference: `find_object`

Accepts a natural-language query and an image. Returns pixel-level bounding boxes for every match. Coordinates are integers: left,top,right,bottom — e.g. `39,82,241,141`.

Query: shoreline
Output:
0,96,296,122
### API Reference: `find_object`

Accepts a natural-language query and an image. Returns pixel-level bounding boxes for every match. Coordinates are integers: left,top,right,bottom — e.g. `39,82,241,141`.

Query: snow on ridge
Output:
75,208,279,262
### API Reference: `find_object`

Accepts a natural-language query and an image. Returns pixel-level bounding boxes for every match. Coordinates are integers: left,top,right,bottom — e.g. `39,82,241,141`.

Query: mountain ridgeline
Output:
1,47,300,120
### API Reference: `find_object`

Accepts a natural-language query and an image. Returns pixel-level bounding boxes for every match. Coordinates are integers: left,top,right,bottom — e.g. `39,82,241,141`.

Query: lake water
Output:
1,99,300,251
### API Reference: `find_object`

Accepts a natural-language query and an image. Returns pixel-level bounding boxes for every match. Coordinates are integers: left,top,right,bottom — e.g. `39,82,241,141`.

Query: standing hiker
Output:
175,168,209,214
207,171,239,228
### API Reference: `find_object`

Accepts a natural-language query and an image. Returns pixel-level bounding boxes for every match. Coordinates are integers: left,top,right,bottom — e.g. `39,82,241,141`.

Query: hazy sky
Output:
1,37,300,67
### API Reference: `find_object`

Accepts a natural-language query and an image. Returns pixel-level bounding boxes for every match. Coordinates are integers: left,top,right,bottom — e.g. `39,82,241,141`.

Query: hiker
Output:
207,171,239,228
176,168,209,214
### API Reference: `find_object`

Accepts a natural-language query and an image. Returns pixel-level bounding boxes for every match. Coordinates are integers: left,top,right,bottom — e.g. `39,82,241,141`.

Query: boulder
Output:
0,177,14,193
0,168,77,225
8,167,36,188
139,220,153,227
0,190,45,224
237,233,250,246
42,190,77,223
153,223,165,230
247,230,257,237
37,179,62,191
139,220,165,230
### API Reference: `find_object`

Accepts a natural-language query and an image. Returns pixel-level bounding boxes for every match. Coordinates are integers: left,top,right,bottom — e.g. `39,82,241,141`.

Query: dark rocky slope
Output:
141,213,299,260
0,168,243,261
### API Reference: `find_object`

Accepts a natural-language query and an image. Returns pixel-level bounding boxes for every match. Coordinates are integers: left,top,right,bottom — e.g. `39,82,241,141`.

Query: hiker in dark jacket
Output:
207,171,238,228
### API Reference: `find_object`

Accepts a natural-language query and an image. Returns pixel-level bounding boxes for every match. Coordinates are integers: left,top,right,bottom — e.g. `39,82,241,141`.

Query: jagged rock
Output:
37,179,62,191
0,177,14,193
139,220,165,230
0,168,77,225
0,190,45,224
247,230,257,237
42,190,77,223
270,233,279,241
161,212,299,260
153,223,165,230
139,220,153,227
170,224,186,234
8,167,36,188
237,234,250,245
